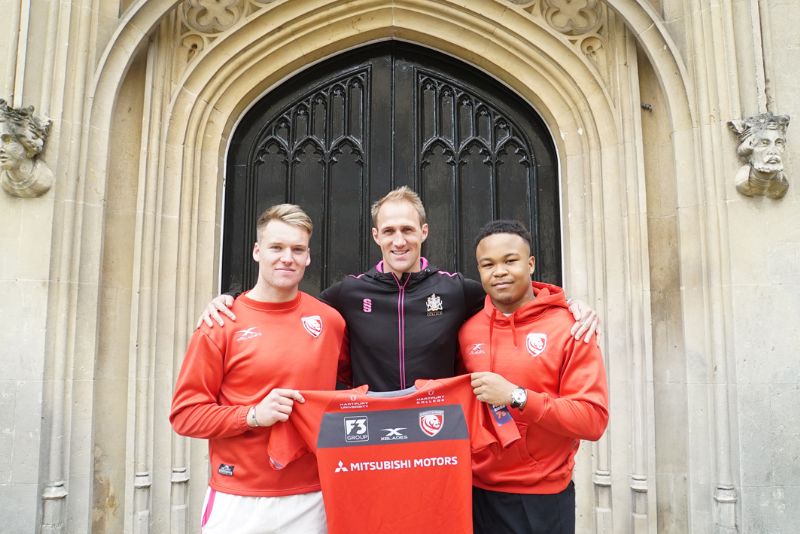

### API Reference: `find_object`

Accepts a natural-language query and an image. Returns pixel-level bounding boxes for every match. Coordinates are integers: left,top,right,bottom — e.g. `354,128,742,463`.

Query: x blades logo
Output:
469,343,485,355
380,427,408,441
235,327,261,342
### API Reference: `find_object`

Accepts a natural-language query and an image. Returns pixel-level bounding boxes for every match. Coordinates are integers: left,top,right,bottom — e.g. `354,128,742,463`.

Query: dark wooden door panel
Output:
223,42,560,295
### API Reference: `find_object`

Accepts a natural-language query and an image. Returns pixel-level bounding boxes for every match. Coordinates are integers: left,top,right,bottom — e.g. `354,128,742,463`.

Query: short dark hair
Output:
473,220,533,251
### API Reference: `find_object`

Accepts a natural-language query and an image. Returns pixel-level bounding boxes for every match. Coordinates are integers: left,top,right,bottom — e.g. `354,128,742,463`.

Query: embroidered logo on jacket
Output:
235,327,262,342
419,410,444,437
301,315,323,338
468,343,486,355
526,332,547,357
426,294,443,316
362,298,372,313
218,464,235,476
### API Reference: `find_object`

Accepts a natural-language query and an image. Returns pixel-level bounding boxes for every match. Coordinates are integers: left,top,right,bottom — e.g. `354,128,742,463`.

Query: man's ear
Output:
305,249,311,267
420,223,429,243
252,242,260,262
371,227,380,245
528,256,535,276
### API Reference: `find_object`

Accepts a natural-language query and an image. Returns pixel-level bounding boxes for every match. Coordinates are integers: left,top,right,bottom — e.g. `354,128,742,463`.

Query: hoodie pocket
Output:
472,422,539,487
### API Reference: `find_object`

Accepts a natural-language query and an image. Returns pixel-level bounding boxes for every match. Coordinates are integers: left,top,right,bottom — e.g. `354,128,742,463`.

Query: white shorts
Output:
201,488,327,534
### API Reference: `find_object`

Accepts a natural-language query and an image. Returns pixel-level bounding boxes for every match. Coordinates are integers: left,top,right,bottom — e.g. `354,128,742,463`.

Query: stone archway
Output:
45,2,718,533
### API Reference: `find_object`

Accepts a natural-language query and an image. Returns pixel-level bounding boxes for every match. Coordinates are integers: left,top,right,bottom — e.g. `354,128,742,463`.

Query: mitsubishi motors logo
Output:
334,461,349,473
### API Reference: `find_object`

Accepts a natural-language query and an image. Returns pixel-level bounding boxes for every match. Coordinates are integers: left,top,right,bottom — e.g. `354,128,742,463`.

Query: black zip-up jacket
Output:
320,258,485,392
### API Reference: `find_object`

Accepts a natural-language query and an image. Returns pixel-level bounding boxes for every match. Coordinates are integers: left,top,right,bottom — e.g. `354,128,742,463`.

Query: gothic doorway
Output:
223,41,559,294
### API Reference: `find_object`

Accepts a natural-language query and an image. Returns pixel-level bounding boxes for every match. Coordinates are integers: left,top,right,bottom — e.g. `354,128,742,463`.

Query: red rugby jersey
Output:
268,374,519,534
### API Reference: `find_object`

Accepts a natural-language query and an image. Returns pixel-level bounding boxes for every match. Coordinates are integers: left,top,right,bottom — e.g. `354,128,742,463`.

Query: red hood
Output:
482,282,569,371
482,281,569,324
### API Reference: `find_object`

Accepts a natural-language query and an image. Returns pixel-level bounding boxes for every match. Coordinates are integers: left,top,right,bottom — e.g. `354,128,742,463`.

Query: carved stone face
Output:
749,128,786,174
0,122,27,171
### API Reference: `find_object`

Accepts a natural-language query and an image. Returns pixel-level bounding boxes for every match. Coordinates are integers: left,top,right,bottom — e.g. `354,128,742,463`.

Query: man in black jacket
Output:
199,187,598,391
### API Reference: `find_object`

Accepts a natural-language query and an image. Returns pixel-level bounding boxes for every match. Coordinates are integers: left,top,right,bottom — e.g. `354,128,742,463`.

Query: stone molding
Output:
178,0,278,66
503,0,608,74
0,99,53,197
728,112,790,199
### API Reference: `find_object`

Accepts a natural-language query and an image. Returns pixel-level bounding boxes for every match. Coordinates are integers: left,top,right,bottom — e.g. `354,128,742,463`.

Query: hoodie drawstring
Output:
509,313,518,348
488,309,519,373
488,308,496,373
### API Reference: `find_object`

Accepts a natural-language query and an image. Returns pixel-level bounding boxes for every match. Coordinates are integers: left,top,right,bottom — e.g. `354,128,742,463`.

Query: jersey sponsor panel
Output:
268,375,520,533
317,405,468,448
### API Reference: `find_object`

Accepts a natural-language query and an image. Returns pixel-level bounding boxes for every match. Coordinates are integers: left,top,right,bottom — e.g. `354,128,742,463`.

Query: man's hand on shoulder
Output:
567,298,600,343
196,294,236,329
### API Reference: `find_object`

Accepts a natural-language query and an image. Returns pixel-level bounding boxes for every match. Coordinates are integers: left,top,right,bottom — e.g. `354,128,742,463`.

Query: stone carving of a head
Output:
0,99,53,197
728,113,790,199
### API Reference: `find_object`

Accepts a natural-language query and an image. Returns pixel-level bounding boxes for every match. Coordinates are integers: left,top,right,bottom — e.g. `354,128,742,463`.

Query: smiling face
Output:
371,200,429,276
476,232,535,314
251,219,311,301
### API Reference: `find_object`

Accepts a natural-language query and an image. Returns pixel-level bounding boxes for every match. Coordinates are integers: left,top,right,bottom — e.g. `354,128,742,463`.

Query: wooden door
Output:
223,42,559,295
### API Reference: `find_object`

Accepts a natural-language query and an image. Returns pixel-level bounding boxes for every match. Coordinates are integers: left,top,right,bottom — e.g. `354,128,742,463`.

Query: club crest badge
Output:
526,332,547,357
301,315,323,338
426,293,443,317
419,410,444,437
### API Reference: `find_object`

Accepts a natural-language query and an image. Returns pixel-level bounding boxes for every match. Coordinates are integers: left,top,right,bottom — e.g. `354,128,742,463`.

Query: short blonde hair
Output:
371,186,427,226
256,204,313,239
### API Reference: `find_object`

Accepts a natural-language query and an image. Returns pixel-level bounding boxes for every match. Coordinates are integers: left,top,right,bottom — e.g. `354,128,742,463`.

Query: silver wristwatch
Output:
509,387,527,409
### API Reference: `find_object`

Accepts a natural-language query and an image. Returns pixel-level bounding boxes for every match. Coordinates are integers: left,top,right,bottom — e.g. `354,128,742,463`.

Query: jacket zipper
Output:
393,273,411,389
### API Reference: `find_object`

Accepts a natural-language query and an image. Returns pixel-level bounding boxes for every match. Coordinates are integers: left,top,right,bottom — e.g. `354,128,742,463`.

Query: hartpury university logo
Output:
362,298,372,313
301,315,323,338
419,410,444,437
344,416,369,443
526,332,547,357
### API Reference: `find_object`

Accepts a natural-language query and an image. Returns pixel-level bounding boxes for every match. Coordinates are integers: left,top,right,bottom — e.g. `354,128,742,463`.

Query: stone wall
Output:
0,1,797,533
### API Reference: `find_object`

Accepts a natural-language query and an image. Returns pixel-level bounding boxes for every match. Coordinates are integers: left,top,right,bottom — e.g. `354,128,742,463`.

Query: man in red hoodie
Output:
459,220,609,534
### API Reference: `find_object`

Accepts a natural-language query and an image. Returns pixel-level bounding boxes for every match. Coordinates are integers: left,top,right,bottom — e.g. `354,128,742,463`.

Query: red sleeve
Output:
466,388,520,452
268,419,309,470
169,328,249,438
519,338,608,441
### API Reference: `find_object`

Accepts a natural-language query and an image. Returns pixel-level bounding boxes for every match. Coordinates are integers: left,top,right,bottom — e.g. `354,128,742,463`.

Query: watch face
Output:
511,388,526,406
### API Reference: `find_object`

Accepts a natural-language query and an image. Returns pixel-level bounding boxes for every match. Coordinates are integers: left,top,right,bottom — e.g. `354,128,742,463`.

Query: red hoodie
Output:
458,282,608,494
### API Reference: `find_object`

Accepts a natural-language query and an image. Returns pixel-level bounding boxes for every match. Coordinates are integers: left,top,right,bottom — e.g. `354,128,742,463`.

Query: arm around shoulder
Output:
520,338,608,441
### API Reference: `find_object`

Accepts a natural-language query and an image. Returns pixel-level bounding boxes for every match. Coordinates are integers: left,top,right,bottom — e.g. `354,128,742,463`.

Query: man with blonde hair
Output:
171,204,346,533
200,188,597,393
